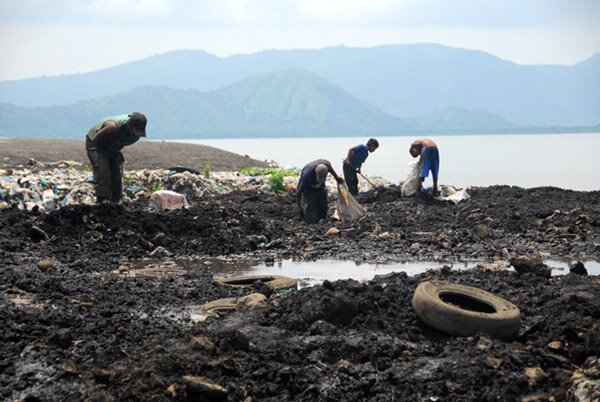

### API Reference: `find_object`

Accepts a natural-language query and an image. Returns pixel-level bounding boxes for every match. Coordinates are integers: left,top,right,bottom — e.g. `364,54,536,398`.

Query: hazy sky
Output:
1,0,599,81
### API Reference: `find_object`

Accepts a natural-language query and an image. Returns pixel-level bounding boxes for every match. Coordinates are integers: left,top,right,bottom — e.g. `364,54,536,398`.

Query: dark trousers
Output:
343,163,359,196
87,149,123,202
302,187,328,223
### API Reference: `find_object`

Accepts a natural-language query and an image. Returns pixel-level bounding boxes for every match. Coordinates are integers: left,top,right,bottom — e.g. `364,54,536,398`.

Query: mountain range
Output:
0,44,599,138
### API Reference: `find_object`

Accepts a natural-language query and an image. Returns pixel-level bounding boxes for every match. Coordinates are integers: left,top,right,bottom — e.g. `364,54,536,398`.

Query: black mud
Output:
1,186,599,400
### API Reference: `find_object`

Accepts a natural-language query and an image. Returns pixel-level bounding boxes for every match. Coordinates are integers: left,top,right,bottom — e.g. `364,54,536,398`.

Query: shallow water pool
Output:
119,258,600,288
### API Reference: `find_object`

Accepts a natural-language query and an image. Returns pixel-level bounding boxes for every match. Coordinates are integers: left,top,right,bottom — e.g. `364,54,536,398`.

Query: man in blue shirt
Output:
343,138,379,195
296,159,344,223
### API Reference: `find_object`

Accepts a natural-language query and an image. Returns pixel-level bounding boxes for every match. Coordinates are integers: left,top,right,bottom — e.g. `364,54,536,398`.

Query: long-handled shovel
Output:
358,171,377,188
342,158,377,189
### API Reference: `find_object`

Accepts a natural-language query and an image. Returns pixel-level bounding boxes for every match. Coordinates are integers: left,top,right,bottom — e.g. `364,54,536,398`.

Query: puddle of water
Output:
116,257,599,325
116,257,600,287
188,258,477,288
545,260,600,276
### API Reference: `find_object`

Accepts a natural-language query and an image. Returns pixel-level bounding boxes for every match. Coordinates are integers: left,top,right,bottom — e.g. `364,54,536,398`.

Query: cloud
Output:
298,0,397,21
0,0,47,10
85,0,170,17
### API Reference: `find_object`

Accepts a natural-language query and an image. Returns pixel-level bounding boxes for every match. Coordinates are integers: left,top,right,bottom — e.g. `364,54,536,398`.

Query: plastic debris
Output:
0,161,391,212
401,160,422,197
333,182,367,220
149,190,189,211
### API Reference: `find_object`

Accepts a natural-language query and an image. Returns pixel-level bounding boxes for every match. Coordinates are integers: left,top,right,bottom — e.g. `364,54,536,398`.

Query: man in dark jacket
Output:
343,138,379,195
85,113,147,203
296,159,344,223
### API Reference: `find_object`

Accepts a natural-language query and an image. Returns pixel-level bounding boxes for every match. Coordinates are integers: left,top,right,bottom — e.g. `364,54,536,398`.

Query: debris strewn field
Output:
1,140,599,401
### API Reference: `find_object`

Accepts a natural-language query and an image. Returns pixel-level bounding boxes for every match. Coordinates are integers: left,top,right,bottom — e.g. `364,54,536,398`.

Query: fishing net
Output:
333,182,366,220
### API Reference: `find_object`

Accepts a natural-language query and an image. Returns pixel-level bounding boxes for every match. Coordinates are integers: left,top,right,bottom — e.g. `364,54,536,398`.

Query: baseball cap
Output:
128,112,147,137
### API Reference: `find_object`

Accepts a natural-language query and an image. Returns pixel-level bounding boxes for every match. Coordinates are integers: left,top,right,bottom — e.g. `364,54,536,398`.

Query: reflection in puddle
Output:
206,259,477,288
546,260,600,276
116,258,600,325
116,257,600,286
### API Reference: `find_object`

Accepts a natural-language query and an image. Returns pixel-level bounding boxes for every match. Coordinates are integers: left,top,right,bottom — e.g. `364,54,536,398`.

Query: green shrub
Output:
240,167,296,176
203,165,211,179
123,177,136,186
82,164,90,173
149,182,162,193
268,171,285,193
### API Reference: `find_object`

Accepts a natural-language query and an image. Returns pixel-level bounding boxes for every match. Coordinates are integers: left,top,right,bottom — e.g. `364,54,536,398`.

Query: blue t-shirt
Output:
349,144,369,168
296,159,331,194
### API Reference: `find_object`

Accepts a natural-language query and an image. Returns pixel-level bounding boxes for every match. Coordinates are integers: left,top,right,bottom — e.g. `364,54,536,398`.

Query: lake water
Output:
170,133,600,191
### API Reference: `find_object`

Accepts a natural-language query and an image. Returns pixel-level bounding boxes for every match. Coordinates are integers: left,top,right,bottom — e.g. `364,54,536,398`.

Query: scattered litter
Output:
400,161,470,204
325,227,341,236
0,163,305,212
435,185,471,204
149,190,188,211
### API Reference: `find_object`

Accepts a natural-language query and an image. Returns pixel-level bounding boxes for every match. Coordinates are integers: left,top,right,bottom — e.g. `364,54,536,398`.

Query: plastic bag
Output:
149,190,188,211
401,160,423,197
436,185,471,205
334,182,366,220
42,189,58,211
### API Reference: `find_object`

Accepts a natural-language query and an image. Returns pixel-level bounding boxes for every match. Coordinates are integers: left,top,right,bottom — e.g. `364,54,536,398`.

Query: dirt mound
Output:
195,269,599,400
0,138,267,171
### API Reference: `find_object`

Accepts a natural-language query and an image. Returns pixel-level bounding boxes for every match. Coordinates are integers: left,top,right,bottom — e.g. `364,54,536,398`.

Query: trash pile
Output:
0,162,304,212
0,161,90,211
0,158,395,212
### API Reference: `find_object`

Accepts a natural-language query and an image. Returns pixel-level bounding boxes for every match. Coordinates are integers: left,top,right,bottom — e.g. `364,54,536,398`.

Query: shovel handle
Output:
342,158,376,188
358,172,377,188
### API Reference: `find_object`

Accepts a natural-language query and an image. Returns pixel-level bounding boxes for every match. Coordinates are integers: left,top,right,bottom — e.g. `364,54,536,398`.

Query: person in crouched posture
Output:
85,113,147,203
296,159,344,223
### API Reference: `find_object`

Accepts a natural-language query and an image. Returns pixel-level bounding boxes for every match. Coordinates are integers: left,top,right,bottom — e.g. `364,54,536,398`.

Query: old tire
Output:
412,281,521,339
199,293,267,314
199,297,238,314
215,275,298,292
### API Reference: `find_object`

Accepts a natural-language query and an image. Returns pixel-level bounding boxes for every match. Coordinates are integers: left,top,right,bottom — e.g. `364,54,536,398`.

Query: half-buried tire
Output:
215,275,298,292
412,281,521,339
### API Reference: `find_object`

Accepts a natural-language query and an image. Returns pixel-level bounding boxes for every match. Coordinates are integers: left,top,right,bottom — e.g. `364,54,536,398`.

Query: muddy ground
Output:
1,184,600,400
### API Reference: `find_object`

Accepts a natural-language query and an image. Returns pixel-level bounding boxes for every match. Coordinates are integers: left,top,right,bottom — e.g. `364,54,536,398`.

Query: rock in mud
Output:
150,232,170,247
524,367,548,385
36,258,55,270
569,261,588,276
190,336,216,352
510,255,551,278
485,356,503,369
182,375,228,401
325,227,341,236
